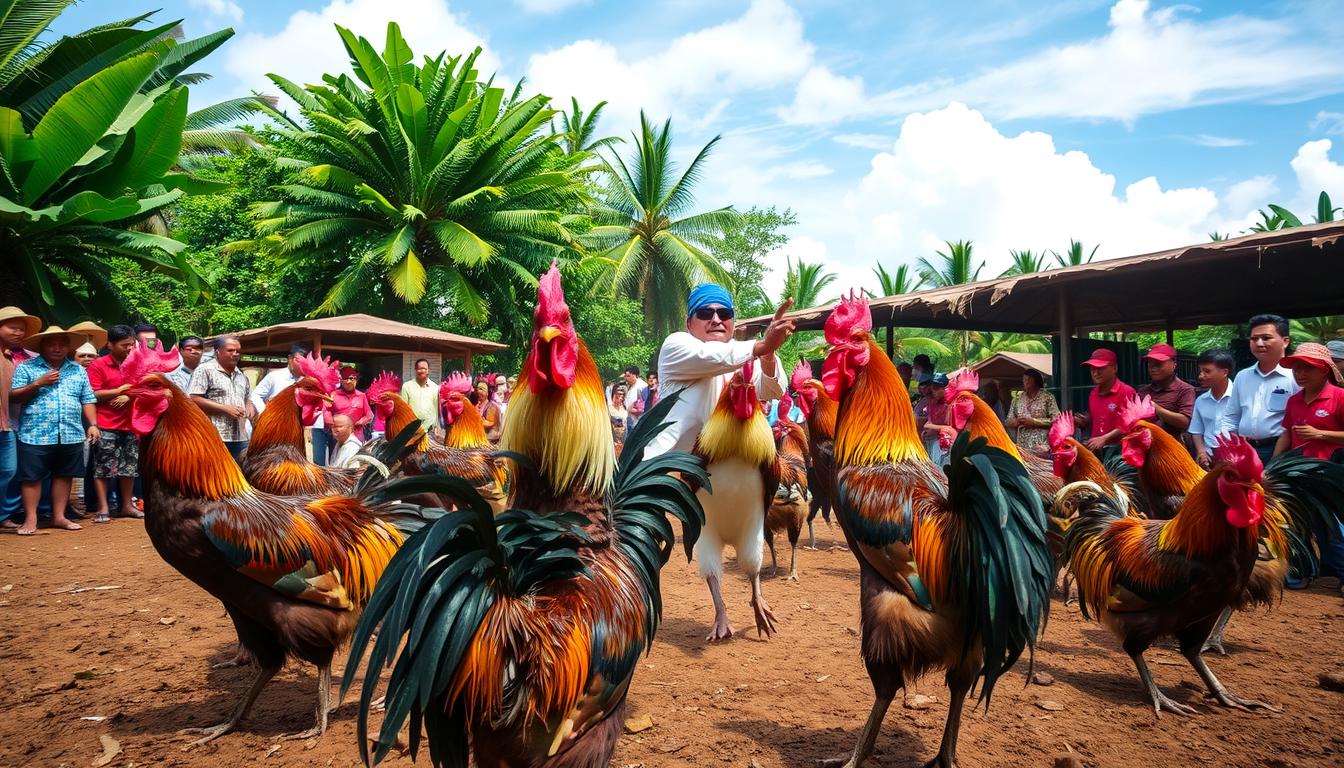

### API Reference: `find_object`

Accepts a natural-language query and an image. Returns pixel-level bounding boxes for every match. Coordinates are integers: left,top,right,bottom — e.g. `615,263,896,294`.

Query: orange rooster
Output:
241,352,368,496
344,263,707,767
1060,434,1281,715
766,391,809,581
1048,411,1142,507
693,360,782,641
1116,395,1204,520
791,359,837,548
819,293,1051,768
121,343,449,744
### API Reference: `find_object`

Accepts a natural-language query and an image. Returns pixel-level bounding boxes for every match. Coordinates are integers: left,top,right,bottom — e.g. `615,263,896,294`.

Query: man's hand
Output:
1085,436,1109,451
229,404,247,420
86,425,100,444
1196,450,1212,469
109,395,130,409
1005,416,1021,428
1294,424,1324,441
36,369,60,387
754,299,796,358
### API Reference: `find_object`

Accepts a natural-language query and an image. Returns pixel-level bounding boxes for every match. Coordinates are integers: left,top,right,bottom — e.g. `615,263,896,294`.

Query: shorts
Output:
16,442,85,483
94,429,140,478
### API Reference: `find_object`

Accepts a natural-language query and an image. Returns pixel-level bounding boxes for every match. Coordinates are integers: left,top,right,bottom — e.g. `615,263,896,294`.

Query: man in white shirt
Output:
609,366,649,427
644,284,795,457
252,344,331,464
329,413,363,467
1219,314,1300,463
1189,349,1235,469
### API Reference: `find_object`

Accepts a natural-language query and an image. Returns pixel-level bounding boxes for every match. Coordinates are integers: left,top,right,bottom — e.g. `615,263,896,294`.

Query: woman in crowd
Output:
1005,368,1060,457
608,383,629,445
473,379,503,445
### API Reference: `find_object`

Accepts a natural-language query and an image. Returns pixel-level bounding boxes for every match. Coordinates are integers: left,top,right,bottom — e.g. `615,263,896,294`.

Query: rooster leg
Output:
1129,652,1197,716
922,664,974,768
817,695,892,768
1200,608,1232,656
1185,650,1279,712
178,663,279,747
805,517,818,550
279,665,334,740
705,574,734,641
787,543,799,583
767,535,779,577
749,572,778,639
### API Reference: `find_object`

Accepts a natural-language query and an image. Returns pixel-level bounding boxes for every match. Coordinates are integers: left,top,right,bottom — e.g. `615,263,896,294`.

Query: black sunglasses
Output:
692,307,734,321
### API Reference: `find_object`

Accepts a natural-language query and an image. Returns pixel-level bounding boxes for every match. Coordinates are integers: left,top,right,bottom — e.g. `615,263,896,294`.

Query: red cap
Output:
1143,343,1177,363
340,366,358,378
1081,348,1117,368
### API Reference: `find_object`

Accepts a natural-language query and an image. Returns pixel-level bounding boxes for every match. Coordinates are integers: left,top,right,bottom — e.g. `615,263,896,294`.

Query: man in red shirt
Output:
1275,342,1344,460
85,325,140,522
326,366,373,439
1079,348,1137,451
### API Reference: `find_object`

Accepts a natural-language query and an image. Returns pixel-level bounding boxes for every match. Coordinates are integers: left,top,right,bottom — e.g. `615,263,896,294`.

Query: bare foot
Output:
49,518,81,531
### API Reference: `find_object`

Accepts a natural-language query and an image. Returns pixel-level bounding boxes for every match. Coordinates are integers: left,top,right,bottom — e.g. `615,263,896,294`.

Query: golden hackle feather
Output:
834,338,927,466
501,338,615,496
961,395,1022,460
802,379,837,440
249,384,305,455
383,393,430,452
445,398,491,449
697,392,776,467
777,420,808,461
1138,422,1204,495
144,378,249,499
1155,469,1260,556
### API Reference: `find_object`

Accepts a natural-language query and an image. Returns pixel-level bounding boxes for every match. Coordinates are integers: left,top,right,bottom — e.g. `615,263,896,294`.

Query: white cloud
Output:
832,133,895,151
224,0,496,99
833,102,1225,280
1183,134,1252,148
1289,139,1344,210
1310,111,1344,136
525,0,812,130
515,0,589,13
189,0,243,23
784,0,1344,125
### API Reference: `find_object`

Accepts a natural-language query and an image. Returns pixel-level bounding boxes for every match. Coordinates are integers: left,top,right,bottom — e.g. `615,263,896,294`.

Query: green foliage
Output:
703,205,797,318
1050,239,1098,269
780,256,836,308
584,112,739,337
1002,249,1048,276
871,262,922,296
248,25,586,328
1129,326,1239,354
917,240,983,288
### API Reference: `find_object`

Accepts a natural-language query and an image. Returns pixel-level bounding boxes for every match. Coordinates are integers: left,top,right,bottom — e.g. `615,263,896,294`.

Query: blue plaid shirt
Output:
11,356,95,445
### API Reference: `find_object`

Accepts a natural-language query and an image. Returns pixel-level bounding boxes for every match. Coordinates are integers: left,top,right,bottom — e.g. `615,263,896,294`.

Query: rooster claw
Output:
706,616,734,642
1205,690,1279,712
751,597,778,639
1150,692,1198,717
177,722,236,748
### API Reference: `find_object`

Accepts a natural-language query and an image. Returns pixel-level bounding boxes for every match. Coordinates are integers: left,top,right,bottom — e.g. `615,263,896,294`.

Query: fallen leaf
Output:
1036,700,1065,712
159,616,176,625
814,675,830,683
904,694,936,710
91,734,121,767
1,584,12,592
1032,672,1055,686
624,714,654,734
265,745,281,759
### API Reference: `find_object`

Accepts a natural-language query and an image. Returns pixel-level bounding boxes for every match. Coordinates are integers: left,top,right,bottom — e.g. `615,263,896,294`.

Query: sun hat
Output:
0,307,41,338
68,320,108,350
24,325,81,350
1142,343,1177,363
75,342,98,356
1326,339,1344,362
1281,342,1344,386
1082,348,1118,368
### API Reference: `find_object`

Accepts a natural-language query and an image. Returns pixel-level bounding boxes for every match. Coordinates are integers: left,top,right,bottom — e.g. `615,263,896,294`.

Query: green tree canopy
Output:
703,205,797,318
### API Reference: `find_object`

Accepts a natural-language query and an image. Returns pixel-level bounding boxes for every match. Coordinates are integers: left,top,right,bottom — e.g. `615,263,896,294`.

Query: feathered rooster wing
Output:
343,394,708,768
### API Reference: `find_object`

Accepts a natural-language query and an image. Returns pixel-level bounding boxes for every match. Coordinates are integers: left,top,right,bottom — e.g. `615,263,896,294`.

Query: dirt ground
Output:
2,519,1342,768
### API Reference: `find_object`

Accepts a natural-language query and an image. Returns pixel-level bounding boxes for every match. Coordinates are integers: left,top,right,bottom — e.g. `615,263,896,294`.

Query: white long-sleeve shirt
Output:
252,367,324,428
643,332,786,457
1218,363,1298,440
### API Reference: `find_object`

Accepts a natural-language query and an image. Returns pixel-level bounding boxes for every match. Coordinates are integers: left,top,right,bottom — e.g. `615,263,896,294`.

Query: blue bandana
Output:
687,283,733,317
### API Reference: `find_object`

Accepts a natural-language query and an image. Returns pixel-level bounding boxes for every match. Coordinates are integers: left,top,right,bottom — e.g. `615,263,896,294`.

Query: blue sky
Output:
54,0,1344,296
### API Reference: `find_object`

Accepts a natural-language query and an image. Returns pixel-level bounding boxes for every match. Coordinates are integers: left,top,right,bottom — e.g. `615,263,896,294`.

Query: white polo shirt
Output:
1219,363,1299,440
1188,387,1231,448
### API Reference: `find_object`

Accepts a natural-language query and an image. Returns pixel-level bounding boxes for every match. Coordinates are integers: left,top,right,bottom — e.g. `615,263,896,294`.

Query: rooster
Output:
366,372,401,439
1115,395,1338,655
343,263,707,767
122,343,447,744
766,392,809,581
692,360,782,641
819,293,1052,768
792,359,837,548
241,352,368,496
1048,411,1142,510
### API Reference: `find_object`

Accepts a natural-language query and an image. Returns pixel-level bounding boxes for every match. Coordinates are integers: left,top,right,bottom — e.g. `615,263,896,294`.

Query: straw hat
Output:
68,320,108,350
1281,342,1344,387
0,307,41,338
24,325,81,349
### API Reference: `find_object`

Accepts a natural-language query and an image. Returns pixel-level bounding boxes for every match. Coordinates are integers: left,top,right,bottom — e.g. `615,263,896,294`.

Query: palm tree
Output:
247,26,585,326
872,262,923,296
1248,193,1340,233
1051,239,1098,268
584,112,739,337
1001,249,1048,277
1290,316,1344,341
1312,191,1341,223
0,4,231,320
781,257,836,308
1208,231,1229,241
965,331,1050,362
553,98,621,157
177,94,298,171
916,240,983,288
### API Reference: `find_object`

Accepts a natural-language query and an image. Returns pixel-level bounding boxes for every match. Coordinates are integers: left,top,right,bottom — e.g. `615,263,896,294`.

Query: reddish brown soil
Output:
2,520,1342,768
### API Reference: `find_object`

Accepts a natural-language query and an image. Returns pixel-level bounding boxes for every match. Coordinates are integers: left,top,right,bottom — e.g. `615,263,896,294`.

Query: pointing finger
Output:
773,298,795,321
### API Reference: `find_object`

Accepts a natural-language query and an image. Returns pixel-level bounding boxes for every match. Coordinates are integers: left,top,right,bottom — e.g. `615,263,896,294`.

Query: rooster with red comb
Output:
817,290,1052,768
346,262,708,767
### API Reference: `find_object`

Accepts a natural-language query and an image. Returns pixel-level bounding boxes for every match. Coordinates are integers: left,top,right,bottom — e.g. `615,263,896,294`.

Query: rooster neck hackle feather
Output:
383,394,429,452
1065,439,1110,484
697,398,776,467
960,395,1021,460
1140,423,1205,494
143,379,248,499
803,380,837,439
1156,468,1256,556
835,338,926,466
502,339,614,496
249,385,304,455
445,402,490,449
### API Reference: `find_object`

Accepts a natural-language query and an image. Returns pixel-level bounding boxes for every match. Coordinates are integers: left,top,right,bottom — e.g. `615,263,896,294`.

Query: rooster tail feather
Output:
1264,449,1344,580
1057,481,1130,620
355,422,424,495
343,476,592,766
1101,451,1147,515
944,432,1053,707
609,390,709,639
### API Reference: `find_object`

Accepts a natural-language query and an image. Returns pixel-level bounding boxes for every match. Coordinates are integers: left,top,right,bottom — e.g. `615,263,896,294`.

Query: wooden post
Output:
1057,287,1073,411
464,349,473,375
885,319,895,360
1165,322,1175,346
312,332,323,357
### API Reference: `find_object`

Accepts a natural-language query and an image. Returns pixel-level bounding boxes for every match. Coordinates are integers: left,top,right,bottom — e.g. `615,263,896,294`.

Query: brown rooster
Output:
122,343,446,745
344,263,707,767
819,293,1052,768
792,359,837,548
766,391,809,581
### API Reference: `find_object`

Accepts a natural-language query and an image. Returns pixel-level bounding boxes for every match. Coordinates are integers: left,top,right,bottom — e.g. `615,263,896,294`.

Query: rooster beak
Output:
317,392,334,404
538,325,562,343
